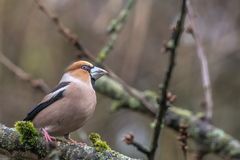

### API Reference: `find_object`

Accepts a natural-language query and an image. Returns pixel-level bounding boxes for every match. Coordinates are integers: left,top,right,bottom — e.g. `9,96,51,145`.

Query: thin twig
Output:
148,0,187,160
178,124,188,160
0,51,50,93
96,0,135,63
34,0,95,60
33,0,157,113
123,133,150,156
186,0,214,122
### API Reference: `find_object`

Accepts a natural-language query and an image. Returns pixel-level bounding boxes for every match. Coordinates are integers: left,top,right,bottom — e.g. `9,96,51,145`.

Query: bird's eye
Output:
81,65,91,72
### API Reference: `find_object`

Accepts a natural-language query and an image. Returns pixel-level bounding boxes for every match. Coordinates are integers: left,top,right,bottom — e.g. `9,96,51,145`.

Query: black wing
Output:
23,82,70,121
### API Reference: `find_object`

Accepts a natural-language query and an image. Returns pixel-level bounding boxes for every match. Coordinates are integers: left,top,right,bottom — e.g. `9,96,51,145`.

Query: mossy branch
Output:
95,76,240,159
89,133,111,152
0,122,138,160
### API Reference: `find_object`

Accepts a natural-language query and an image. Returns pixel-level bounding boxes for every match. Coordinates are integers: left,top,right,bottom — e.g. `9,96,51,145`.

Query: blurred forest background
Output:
0,0,240,160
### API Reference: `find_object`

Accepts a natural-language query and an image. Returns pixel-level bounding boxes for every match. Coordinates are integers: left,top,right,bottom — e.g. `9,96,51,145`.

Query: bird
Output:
23,60,107,143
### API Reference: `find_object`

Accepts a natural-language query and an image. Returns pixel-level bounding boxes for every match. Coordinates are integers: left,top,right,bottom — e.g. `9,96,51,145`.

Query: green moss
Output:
89,133,111,152
111,100,124,111
96,49,107,63
14,121,40,147
170,106,192,118
128,97,140,109
195,112,205,119
14,121,47,157
143,90,158,99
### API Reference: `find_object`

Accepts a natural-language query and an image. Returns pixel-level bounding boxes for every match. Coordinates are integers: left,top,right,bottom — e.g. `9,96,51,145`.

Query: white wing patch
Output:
50,85,68,98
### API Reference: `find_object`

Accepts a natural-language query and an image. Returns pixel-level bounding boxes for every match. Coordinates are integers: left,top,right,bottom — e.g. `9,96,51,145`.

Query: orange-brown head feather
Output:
66,60,94,83
66,61,94,72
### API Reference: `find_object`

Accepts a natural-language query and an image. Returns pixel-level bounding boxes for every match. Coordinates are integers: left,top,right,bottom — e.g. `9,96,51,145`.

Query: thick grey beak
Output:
90,66,108,80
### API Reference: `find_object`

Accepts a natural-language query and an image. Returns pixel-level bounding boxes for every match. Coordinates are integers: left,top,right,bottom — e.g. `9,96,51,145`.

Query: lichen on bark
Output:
95,76,240,159
0,123,139,160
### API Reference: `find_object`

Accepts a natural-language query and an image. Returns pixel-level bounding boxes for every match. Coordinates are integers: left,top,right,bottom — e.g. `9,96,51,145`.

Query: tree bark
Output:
0,124,138,160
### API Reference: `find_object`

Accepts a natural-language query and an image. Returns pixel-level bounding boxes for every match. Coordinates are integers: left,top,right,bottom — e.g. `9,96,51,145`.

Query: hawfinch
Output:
23,60,107,142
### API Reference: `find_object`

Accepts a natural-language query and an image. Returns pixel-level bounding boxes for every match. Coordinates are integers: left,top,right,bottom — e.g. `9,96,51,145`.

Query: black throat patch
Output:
91,78,96,89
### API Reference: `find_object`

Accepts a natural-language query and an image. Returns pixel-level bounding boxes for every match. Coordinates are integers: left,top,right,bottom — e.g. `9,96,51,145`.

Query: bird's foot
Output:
64,134,86,146
42,128,56,143
69,139,86,146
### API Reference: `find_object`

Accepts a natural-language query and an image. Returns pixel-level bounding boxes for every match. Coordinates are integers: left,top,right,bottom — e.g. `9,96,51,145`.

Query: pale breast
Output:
33,82,96,136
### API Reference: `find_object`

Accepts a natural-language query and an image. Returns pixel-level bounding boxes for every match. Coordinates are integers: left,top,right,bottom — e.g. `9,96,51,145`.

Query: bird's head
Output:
66,60,108,84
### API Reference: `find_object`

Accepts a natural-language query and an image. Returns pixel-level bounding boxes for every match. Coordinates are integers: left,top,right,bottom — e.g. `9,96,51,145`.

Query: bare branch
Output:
34,0,95,60
123,133,150,157
186,0,214,121
148,0,187,159
0,51,50,93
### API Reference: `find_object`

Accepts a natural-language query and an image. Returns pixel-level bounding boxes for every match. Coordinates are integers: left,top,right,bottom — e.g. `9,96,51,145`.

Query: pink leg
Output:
41,128,56,142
